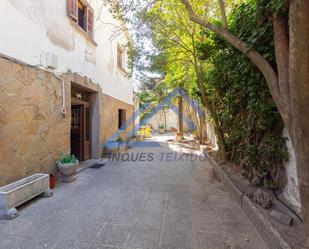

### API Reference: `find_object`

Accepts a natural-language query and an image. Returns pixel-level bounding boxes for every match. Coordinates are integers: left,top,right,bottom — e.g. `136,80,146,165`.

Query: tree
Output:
180,0,309,246
142,1,227,157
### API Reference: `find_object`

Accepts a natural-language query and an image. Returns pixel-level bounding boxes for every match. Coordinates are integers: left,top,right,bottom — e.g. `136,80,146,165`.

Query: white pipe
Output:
54,73,66,116
35,65,67,117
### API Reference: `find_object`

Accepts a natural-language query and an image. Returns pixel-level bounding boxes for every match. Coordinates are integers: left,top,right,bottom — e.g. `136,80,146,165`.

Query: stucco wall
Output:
0,56,71,186
101,94,134,145
0,0,133,105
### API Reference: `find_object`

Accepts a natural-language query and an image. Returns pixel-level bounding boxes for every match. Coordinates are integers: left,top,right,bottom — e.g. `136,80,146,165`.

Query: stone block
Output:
270,210,293,226
253,188,273,209
0,173,51,219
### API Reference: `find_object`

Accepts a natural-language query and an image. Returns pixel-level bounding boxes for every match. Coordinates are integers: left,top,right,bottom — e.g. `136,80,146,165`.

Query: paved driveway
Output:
0,135,268,249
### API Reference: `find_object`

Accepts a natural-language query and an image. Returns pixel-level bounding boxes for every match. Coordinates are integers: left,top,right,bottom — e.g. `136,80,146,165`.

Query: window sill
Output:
117,66,129,76
69,19,97,47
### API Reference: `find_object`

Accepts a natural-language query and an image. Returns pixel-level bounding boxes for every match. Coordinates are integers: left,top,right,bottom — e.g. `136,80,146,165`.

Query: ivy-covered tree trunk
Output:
289,0,309,247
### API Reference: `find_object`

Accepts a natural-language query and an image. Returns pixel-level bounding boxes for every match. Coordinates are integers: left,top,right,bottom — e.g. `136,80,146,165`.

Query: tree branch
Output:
218,0,228,28
180,0,289,127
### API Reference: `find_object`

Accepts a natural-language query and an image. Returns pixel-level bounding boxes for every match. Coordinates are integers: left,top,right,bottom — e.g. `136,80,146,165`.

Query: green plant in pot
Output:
159,124,165,134
56,153,79,183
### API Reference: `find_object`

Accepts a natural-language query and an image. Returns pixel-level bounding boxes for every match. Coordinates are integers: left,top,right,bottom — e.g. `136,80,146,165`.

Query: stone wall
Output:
0,55,134,186
0,56,71,186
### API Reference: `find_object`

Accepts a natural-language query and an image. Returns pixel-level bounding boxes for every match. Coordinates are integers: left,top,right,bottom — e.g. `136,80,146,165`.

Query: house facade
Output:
0,0,134,186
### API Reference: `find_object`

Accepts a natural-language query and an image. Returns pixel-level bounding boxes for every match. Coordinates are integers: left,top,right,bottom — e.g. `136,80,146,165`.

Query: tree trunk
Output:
178,96,184,135
272,14,293,138
289,0,309,247
218,0,227,28
164,109,167,131
195,67,226,160
199,109,205,144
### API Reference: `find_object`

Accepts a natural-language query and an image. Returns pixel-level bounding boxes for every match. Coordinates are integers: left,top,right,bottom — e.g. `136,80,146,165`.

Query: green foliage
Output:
57,153,78,164
204,0,288,188
112,0,289,189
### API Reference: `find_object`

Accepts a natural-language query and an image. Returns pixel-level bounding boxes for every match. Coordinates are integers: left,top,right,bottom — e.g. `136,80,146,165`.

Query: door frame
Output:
71,98,91,161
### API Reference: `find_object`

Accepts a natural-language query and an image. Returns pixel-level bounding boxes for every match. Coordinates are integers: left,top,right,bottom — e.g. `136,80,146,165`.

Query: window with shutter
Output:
67,0,78,21
86,8,94,37
67,0,94,39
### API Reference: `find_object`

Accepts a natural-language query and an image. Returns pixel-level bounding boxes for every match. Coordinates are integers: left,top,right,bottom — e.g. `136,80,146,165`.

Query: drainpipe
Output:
54,73,66,116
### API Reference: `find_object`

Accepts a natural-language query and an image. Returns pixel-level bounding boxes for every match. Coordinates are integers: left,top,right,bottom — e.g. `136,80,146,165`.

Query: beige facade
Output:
0,55,133,186
101,94,134,144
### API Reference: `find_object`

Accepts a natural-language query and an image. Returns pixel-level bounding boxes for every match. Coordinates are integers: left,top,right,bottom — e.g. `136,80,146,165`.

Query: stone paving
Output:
0,134,269,249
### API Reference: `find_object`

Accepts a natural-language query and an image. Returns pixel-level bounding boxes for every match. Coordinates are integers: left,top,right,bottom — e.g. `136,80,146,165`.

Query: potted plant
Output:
159,124,165,134
175,131,183,142
57,153,79,183
117,137,127,152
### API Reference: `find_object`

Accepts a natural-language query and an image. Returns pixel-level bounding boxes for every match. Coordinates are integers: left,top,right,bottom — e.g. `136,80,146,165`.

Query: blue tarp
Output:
130,141,161,148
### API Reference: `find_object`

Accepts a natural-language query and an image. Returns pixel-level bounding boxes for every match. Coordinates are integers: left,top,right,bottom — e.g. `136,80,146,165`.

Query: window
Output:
67,0,94,37
118,109,126,130
77,1,86,30
117,45,124,70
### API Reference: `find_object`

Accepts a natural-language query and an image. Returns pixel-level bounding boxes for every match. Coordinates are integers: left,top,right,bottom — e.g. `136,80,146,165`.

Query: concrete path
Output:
0,134,269,249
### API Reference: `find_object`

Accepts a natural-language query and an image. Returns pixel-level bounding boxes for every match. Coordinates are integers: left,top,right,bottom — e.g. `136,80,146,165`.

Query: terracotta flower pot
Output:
175,132,183,142
57,162,78,183
49,174,56,190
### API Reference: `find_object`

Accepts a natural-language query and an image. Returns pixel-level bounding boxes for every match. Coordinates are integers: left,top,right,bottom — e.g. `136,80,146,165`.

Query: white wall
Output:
282,128,301,214
0,0,133,105
149,109,179,131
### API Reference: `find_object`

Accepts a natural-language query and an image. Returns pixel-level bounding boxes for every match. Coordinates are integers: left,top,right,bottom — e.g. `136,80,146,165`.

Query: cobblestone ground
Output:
0,134,269,249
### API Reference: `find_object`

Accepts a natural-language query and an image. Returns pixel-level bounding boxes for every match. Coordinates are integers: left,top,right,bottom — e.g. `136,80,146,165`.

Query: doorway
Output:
71,87,92,161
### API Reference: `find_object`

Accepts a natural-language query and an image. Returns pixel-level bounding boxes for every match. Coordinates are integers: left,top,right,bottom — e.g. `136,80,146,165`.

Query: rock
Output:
270,210,293,226
251,176,262,187
253,189,273,209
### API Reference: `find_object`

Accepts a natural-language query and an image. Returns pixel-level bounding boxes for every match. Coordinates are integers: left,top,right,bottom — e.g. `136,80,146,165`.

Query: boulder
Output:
253,188,273,209
251,176,262,187
270,210,293,226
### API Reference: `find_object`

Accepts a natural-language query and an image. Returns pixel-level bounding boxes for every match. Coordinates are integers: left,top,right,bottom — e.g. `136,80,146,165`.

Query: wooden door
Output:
71,98,91,161
71,105,84,160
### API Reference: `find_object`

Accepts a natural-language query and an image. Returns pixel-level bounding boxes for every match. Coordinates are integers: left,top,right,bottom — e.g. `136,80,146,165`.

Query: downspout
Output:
54,73,66,116
35,65,67,117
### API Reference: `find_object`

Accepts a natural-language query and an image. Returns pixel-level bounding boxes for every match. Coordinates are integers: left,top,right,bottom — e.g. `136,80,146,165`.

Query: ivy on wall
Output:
201,0,288,188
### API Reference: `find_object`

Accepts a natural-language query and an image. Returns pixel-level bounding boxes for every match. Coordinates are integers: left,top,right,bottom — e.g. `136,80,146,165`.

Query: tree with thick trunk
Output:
289,0,309,246
180,0,309,246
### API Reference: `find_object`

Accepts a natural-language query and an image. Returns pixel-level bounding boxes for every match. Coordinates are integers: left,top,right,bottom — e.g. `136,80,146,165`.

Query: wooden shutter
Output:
67,0,78,21
86,7,94,37
117,46,123,68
